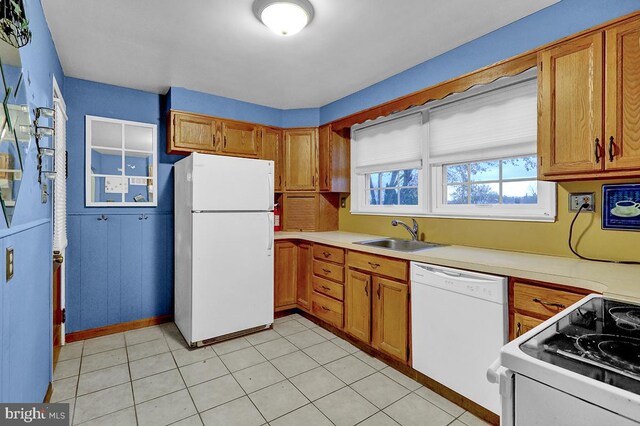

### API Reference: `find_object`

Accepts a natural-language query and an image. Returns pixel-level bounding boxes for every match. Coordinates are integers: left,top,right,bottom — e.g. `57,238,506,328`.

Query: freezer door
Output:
191,212,274,343
191,153,274,212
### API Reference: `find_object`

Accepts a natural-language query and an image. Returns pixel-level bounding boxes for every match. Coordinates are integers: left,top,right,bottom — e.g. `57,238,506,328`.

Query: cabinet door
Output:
512,312,544,340
221,120,260,157
605,18,640,171
284,128,317,191
172,112,217,152
262,127,283,191
297,242,313,311
372,276,408,361
345,269,371,343
318,125,331,192
275,241,297,308
538,33,604,177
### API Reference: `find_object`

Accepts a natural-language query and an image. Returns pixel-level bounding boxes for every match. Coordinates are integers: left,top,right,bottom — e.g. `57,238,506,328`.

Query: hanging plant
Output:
0,0,31,48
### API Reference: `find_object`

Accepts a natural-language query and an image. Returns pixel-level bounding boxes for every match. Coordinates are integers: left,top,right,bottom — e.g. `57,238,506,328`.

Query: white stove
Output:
488,294,640,425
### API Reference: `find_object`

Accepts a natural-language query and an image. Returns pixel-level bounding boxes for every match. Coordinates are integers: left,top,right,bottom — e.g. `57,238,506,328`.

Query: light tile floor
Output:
52,314,491,426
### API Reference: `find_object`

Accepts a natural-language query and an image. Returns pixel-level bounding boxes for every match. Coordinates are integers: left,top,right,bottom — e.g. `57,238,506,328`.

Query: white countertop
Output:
275,231,640,303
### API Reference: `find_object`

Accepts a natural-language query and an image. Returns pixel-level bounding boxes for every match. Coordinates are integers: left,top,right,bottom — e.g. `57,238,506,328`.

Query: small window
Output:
367,168,419,206
445,156,538,205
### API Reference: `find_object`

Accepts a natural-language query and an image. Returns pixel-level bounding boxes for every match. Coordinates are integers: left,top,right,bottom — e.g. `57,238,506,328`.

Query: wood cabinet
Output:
168,111,218,153
538,16,640,180
318,124,350,192
262,127,283,191
345,251,410,362
345,269,371,343
310,244,345,328
281,193,339,231
372,276,409,361
221,120,261,158
297,242,312,311
283,128,317,191
274,241,297,310
509,278,592,340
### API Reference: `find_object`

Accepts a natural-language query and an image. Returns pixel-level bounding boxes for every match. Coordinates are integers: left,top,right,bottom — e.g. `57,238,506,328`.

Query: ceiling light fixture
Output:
253,0,314,36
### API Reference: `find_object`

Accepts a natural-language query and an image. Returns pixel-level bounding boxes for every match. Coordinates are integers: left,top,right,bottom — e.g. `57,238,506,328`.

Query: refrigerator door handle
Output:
267,214,274,253
267,173,274,210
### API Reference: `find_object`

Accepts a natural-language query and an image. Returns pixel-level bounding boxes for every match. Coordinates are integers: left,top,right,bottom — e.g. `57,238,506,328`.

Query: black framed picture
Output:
602,184,640,231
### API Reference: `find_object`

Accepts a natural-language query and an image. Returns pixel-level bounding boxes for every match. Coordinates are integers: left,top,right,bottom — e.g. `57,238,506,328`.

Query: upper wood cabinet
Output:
168,111,218,154
605,17,640,171
262,127,283,191
221,120,261,158
318,124,350,192
283,128,317,191
538,16,640,180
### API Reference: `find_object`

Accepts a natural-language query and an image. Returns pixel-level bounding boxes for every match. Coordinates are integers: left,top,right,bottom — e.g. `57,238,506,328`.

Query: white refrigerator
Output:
174,153,274,346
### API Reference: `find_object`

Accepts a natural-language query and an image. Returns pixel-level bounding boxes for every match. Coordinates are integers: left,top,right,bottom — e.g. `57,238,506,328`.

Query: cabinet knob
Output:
368,262,380,269
322,251,331,258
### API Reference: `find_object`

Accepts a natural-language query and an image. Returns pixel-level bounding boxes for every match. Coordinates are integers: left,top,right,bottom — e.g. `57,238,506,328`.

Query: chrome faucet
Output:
391,218,419,241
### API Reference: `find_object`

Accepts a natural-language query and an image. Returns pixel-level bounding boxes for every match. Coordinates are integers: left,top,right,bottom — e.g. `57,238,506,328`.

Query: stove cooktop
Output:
520,296,640,395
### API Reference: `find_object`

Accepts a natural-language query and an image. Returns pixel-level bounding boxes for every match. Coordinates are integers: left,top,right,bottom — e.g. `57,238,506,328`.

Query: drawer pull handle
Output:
368,262,380,269
516,322,522,338
594,137,601,164
608,136,615,162
365,284,369,297
532,298,565,309
322,268,331,274
377,284,381,299
321,305,330,312
322,251,331,258
321,285,331,291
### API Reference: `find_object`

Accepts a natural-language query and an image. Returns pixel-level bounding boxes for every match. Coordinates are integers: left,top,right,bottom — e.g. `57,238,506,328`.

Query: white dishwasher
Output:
411,262,507,414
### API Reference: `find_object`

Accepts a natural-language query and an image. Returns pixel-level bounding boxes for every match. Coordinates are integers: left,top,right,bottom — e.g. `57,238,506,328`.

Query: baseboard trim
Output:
297,309,500,426
43,382,53,403
65,315,173,343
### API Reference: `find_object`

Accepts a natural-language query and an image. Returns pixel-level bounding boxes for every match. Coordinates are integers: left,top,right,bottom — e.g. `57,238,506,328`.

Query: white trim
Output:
85,115,158,207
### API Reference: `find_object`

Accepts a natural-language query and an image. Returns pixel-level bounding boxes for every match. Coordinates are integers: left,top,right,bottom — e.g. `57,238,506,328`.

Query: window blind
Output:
428,76,537,165
353,112,423,174
53,97,67,252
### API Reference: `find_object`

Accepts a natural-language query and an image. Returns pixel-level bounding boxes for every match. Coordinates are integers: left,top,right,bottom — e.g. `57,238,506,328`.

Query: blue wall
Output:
319,0,640,123
0,0,64,403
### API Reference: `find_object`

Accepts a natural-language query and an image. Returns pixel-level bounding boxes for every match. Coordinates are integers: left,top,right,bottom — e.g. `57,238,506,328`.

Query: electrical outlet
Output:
569,192,595,212
6,247,13,282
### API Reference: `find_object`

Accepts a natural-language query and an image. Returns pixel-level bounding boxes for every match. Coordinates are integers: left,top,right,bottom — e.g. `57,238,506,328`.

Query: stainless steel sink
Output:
354,238,443,252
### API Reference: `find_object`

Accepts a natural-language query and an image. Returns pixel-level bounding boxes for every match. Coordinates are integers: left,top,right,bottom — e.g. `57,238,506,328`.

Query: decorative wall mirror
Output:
0,40,31,226
85,115,157,206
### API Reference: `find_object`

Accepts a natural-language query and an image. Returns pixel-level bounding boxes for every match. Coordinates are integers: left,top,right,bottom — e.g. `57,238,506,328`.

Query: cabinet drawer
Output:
312,276,344,301
347,251,408,281
312,291,343,328
512,312,544,340
513,282,585,318
313,259,344,283
313,244,345,265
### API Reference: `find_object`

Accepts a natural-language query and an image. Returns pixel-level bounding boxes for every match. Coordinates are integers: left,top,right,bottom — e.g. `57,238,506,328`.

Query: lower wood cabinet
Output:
274,241,298,310
345,251,410,363
509,278,593,340
372,276,409,361
297,242,313,311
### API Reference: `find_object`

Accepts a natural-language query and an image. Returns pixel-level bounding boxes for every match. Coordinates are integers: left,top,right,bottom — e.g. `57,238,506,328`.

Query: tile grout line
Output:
124,336,140,426
171,348,204,425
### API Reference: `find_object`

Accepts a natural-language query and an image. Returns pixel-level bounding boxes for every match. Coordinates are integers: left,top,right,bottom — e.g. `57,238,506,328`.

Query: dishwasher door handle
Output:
415,266,500,284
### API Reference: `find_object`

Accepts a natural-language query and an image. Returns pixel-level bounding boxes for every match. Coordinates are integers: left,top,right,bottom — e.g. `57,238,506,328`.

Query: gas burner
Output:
610,307,640,331
576,334,640,376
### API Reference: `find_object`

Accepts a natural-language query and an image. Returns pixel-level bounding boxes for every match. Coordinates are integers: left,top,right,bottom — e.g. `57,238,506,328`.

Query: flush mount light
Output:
253,0,314,36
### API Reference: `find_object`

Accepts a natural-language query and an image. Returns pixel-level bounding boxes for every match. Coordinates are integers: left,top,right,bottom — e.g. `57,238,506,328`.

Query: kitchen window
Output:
350,68,556,221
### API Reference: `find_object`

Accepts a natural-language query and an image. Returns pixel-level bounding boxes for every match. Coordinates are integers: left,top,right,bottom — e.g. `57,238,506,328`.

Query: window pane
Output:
381,171,400,188
399,188,418,205
470,183,500,204
400,169,419,186
369,189,380,205
446,164,468,184
502,156,537,180
447,185,468,204
470,161,499,182
368,173,380,189
382,188,398,205
503,181,538,204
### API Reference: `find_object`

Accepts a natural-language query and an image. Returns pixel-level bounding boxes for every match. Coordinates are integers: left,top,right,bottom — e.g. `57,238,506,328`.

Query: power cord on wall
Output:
568,203,640,265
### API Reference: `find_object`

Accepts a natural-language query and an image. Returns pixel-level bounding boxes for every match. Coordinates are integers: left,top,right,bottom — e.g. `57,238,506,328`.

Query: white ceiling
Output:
41,0,557,109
